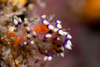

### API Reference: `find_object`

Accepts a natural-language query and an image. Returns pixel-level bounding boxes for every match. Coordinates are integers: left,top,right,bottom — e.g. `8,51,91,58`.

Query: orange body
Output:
7,32,16,37
14,38,20,46
33,24,50,34
7,24,50,46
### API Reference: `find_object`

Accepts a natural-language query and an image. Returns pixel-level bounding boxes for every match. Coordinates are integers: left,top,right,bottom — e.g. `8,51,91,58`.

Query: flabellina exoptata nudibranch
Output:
7,15,72,60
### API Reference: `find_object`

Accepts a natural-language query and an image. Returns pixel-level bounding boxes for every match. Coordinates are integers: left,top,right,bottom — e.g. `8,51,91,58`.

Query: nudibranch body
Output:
7,15,72,61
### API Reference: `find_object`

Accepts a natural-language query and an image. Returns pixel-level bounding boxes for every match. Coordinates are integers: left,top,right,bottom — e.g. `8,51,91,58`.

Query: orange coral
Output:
0,0,8,3
13,0,27,8
82,0,100,20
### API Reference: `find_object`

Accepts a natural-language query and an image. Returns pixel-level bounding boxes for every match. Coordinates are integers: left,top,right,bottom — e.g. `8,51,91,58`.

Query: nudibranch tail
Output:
7,32,16,37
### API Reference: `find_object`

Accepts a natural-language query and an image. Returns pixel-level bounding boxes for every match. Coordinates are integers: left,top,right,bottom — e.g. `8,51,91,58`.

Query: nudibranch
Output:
7,15,72,61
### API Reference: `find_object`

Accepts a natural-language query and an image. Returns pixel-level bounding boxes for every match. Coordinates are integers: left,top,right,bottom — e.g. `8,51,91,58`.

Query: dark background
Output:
34,0,100,67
